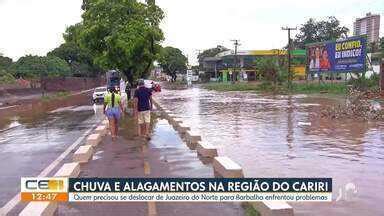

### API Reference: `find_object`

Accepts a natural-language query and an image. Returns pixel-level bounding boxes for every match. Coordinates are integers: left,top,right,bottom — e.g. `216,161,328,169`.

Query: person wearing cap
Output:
104,86,123,141
134,79,153,139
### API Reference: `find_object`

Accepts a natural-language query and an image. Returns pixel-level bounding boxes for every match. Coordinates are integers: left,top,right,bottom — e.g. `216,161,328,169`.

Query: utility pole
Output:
231,39,241,83
281,27,297,90
195,49,203,77
381,58,384,93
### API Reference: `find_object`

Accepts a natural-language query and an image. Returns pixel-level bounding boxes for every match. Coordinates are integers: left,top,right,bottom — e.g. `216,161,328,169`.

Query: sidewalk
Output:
58,112,244,216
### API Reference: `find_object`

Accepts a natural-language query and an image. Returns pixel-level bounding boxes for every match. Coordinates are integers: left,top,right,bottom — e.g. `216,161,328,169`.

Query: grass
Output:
241,202,260,216
203,81,348,95
204,82,263,92
41,91,70,101
290,82,347,95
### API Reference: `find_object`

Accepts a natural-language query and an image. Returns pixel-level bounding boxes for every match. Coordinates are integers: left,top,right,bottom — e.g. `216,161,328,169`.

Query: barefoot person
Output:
104,86,123,141
134,79,153,139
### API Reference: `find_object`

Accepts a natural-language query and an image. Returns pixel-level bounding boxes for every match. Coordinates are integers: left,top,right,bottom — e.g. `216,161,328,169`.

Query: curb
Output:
153,98,295,216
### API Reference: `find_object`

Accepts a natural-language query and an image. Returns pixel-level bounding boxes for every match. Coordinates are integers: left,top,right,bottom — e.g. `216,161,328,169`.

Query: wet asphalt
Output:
0,92,104,214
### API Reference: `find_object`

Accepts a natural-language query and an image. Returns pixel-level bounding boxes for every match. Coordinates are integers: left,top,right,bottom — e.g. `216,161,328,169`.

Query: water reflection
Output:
0,92,103,206
156,86,384,216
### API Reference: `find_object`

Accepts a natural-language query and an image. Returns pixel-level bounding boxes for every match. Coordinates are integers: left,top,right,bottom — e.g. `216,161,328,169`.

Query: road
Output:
0,92,104,214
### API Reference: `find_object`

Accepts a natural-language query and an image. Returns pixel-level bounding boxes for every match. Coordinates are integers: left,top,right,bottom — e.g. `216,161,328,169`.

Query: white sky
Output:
0,0,383,65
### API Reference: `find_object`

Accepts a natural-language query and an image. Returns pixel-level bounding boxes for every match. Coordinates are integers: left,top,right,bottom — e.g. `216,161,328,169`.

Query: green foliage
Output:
290,82,347,94
380,37,384,57
158,46,188,76
0,55,13,70
348,73,380,91
10,55,71,79
367,42,380,53
48,42,82,64
64,23,84,45
197,45,229,63
48,41,101,77
241,202,260,216
79,0,164,81
0,69,16,84
294,17,349,49
204,82,348,95
204,82,262,91
41,91,70,102
254,57,287,84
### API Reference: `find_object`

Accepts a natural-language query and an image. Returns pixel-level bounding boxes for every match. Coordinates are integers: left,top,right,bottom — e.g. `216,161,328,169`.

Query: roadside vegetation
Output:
41,91,70,102
241,202,260,216
203,81,348,95
1,0,179,84
203,74,379,96
0,69,16,84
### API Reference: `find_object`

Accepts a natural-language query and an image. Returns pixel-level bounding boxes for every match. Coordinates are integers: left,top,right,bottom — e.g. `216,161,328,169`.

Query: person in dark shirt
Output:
134,79,153,139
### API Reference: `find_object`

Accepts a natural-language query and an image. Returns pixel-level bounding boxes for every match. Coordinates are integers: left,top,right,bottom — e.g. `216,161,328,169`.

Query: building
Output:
353,13,380,43
201,49,306,82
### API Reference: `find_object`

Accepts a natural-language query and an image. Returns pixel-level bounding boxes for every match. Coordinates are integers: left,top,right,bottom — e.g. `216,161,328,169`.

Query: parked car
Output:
93,87,107,103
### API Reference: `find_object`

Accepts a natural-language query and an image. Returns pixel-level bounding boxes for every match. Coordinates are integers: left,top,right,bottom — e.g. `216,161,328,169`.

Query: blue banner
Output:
307,36,366,73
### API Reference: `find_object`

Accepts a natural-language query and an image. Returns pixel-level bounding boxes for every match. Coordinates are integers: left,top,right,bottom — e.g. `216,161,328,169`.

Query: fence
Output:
42,77,105,92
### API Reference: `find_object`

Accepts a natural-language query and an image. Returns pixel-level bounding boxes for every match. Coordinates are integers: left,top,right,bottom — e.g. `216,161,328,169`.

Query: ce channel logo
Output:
21,178,68,193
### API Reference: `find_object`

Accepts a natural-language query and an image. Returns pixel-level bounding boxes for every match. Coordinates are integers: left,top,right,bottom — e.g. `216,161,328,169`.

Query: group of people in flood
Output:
103,79,153,141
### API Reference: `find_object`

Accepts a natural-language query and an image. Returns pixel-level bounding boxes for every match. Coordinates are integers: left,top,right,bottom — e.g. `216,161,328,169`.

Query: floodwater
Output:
0,93,103,207
155,86,384,216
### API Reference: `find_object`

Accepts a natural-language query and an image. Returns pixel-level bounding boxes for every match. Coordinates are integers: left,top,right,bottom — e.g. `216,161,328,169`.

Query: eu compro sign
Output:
307,36,367,73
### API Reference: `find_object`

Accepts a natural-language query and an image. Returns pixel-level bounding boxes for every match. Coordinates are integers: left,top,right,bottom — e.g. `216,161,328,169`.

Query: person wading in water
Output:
134,79,153,140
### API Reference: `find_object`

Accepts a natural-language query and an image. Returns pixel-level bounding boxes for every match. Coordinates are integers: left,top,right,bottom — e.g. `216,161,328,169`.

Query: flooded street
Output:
0,93,104,207
156,86,384,216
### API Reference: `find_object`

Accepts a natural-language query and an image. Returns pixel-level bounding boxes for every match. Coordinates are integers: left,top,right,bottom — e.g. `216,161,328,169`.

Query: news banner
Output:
21,178,332,202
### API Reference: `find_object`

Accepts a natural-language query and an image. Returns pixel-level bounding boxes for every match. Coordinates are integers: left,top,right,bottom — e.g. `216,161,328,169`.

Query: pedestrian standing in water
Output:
104,86,123,141
134,79,153,139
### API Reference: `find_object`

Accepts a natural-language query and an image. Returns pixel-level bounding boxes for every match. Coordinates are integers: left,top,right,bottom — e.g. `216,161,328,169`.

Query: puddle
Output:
156,86,384,216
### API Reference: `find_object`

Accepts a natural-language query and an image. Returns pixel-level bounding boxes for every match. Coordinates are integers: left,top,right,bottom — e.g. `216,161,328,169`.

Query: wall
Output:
43,77,105,91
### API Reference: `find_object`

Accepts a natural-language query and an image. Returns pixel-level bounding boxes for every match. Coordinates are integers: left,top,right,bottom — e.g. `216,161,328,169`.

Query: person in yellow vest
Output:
103,86,123,141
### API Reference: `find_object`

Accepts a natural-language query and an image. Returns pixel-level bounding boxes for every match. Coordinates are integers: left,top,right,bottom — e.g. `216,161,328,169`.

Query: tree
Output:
255,57,287,86
293,17,349,49
367,41,379,53
10,55,70,79
79,0,164,83
48,42,101,77
158,46,188,81
197,45,229,65
0,54,13,70
380,37,384,57
0,69,16,84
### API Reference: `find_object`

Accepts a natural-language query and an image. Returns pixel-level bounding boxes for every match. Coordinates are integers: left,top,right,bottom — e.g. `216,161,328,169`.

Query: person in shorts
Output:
104,86,123,141
134,79,153,139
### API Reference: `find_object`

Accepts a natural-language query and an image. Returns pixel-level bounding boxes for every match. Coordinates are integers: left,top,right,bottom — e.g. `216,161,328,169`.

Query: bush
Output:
10,55,71,79
347,73,379,91
0,70,16,84
255,56,287,85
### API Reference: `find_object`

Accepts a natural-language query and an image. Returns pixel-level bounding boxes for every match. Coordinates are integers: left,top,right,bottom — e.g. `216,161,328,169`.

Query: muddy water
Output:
0,92,104,207
156,86,384,216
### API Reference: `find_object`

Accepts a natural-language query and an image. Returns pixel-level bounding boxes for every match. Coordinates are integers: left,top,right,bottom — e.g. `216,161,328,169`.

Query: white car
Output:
93,87,107,103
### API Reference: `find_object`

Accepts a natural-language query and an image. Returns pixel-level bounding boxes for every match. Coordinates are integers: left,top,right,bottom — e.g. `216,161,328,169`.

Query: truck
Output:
106,70,120,89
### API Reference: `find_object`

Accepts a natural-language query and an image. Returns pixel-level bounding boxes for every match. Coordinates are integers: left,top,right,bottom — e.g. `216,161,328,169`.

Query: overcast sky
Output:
0,0,383,65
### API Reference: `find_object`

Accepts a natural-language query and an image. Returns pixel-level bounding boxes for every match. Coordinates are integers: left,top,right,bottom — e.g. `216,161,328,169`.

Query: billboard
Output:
307,36,367,73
